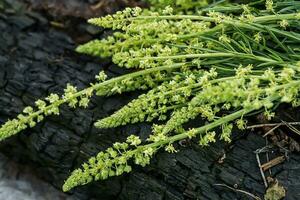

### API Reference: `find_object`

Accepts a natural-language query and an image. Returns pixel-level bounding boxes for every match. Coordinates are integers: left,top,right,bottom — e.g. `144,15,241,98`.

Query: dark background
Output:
0,0,300,199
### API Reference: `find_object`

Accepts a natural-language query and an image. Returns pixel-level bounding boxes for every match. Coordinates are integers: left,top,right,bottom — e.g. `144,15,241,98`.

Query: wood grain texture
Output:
0,1,299,199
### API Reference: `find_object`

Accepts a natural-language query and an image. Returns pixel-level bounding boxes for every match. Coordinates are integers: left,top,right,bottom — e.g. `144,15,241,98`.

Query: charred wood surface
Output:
0,1,299,200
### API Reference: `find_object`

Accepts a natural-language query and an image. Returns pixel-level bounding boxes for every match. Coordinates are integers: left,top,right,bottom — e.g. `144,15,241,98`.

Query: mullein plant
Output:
0,0,300,192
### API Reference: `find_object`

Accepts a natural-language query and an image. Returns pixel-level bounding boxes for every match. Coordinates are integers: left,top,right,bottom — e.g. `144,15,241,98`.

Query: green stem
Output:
145,108,254,149
97,75,253,126
42,63,185,111
140,78,300,150
0,62,187,140
131,52,300,70
132,52,279,64
132,13,299,24
144,98,280,150
254,13,300,23
134,15,215,22
115,23,223,46
63,107,255,191
155,75,264,99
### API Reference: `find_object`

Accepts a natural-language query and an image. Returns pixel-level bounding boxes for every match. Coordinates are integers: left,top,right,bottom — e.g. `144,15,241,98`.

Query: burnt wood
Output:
0,1,299,199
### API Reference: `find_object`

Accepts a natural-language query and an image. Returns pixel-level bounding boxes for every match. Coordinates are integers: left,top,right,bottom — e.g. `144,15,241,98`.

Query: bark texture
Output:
0,1,299,200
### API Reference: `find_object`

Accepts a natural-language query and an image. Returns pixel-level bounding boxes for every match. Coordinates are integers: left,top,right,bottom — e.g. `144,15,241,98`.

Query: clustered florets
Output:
0,0,300,193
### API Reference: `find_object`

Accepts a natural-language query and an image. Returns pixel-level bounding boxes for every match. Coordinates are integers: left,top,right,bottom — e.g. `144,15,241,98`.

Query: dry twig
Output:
214,183,261,200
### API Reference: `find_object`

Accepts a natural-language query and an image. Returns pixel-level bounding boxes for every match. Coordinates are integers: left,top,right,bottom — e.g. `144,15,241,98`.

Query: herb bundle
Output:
0,0,300,192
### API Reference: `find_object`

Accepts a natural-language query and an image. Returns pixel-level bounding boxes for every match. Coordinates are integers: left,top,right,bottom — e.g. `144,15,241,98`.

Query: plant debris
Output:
264,178,286,200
